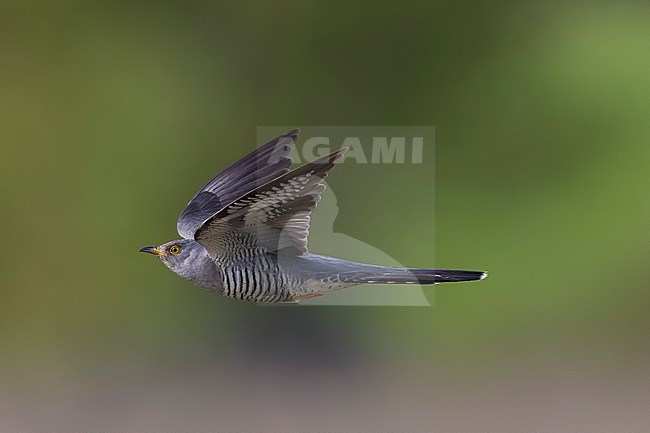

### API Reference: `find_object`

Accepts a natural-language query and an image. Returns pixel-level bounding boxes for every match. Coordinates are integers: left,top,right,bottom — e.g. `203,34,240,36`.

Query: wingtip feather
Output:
284,128,300,141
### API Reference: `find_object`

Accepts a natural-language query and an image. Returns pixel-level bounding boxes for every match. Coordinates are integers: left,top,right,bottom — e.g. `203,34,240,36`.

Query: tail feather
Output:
301,255,487,286
408,268,487,284
337,267,487,285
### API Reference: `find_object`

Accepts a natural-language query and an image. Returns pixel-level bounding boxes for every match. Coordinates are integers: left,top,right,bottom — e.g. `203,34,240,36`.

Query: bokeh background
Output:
1,1,648,432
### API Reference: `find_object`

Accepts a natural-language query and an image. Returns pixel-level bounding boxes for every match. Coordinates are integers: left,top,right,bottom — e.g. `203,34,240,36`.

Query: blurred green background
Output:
1,1,648,432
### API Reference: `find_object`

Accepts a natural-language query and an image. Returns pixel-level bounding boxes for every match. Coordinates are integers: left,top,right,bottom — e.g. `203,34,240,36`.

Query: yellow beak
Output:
138,246,167,256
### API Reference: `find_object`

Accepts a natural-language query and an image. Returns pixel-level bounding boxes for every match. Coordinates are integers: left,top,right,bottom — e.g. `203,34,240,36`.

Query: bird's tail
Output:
342,267,487,285
302,255,487,286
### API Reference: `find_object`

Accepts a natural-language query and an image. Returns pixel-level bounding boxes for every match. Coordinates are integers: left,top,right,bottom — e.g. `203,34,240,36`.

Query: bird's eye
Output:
169,245,181,255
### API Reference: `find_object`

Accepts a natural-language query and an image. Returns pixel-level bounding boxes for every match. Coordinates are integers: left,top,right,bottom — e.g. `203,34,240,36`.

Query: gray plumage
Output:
140,130,487,303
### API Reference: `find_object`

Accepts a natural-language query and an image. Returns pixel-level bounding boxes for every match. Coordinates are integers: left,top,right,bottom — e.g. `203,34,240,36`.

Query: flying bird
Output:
140,130,487,303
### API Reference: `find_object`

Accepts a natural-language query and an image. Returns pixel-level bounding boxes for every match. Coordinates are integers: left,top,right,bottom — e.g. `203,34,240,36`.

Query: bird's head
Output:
139,239,221,290
139,238,206,275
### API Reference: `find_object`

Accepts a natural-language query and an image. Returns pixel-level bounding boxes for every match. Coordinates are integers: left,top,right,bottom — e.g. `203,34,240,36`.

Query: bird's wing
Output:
176,130,298,239
195,148,347,257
